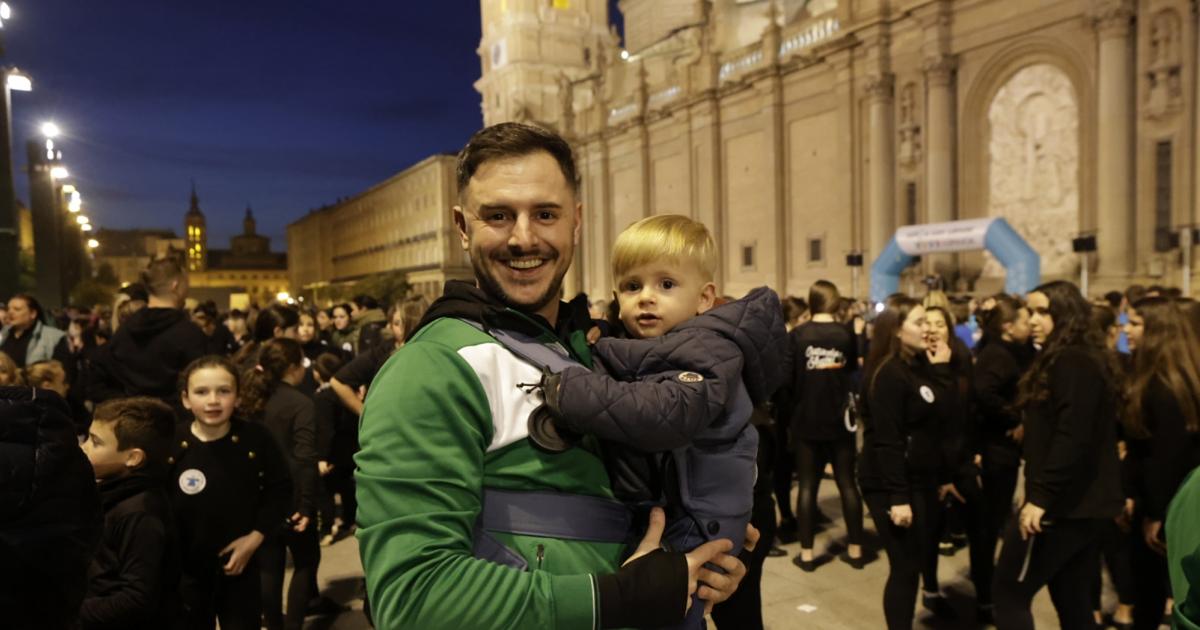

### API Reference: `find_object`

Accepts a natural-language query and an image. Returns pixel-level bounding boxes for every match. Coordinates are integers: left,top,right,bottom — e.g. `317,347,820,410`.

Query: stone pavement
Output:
296,476,1147,628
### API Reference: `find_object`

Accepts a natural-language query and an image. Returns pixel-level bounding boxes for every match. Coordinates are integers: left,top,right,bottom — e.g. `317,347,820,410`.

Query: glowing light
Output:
875,302,885,313
86,239,99,249
80,223,93,232
76,215,89,225
1,3,12,21
41,122,60,138
6,73,31,92
61,184,76,193
620,50,630,61
68,191,81,213
276,291,291,303
50,166,68,179
45,139,53,150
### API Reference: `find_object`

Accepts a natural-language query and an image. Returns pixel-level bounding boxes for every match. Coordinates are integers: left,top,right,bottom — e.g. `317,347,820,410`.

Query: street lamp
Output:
0,64,30,298
41,121,59,138
50,165,67,179
6,69,30,92
80,223,92,232
86,238,98,249
0,3,12,24
67,189,81,212
75,214,88,225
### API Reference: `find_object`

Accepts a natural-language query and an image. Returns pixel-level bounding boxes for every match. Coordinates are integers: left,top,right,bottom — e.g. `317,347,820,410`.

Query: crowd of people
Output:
0,255,430,630
2,118,1198,630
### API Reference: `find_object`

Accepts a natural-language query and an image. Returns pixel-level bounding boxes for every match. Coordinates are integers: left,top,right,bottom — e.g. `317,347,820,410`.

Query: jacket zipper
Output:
536,544,545,570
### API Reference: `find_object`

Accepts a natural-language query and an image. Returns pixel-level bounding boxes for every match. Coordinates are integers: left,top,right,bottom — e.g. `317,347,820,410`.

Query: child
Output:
172,355,292,630
241,338,320,630
79,397,180,630
542,215,786,625
313,351,356,545
0,349,24,385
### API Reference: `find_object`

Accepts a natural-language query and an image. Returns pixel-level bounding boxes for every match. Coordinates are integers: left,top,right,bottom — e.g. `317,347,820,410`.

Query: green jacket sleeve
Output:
355,340,597,630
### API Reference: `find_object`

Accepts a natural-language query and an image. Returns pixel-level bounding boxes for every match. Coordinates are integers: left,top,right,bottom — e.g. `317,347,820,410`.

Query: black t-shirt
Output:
0,327,33,366
784,321,859,441
333,342,395,391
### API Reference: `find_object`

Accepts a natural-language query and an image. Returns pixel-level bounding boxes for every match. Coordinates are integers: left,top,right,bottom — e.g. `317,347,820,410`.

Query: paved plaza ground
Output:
298,475,1156,629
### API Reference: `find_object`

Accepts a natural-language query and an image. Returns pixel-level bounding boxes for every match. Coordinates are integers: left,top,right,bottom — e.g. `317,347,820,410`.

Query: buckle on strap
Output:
480,489,633,544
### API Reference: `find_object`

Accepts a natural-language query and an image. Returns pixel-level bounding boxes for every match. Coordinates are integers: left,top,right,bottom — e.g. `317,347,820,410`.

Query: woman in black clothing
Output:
231,305,300,373
992,280,1123,630
784,280,864,570
972,294,1033,541
1123,297,1200,630
241,338,320,630
858,295,955,629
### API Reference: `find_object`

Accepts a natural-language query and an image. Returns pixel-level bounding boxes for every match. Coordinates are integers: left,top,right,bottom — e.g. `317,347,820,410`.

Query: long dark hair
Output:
865,294,922,399
1125,297,1200,435
233,305,299,368
240,338,303,418
1016,280,1120,410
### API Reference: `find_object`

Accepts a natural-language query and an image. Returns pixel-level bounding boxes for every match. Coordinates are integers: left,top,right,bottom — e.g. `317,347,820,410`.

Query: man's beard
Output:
472,252,565,317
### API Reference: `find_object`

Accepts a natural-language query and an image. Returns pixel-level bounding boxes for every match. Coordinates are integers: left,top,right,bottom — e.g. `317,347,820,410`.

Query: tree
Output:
349,271,410,307
94,262,119,287
69,278,116,310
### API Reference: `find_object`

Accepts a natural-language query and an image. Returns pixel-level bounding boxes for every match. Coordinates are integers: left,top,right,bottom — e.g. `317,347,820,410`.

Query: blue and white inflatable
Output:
870,218,1040,303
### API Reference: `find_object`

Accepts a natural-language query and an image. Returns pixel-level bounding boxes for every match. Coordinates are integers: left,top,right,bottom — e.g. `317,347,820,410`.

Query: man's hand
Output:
1019,502,1046,540
1144,519,1166,556
219,530,265,575
743,523,760,553
318,460,334,476
291,511,310,533
623,508,741,614
889,504,913,528
938,483,966,504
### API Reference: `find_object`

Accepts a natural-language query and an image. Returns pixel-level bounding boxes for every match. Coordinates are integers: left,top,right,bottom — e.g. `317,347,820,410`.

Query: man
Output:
191,300,238,356
90,257,210,407
0,293,70,368
356,123,748,629
349,295,387,354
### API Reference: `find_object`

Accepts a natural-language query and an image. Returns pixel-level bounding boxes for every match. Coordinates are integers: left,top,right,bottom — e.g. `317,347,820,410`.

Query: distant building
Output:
93,187,289,309
287,154,473,302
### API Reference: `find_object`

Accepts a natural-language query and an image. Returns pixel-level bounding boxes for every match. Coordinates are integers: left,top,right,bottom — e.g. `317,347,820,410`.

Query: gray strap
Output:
480,488,633,544
458,318,579,373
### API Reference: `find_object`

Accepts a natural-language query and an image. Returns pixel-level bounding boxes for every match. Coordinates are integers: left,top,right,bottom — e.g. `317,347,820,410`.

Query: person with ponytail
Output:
1123,297,1200,629
857,295,956,629
971,294,1034,542
232,304,300,373
240,338,320,630
992,280,1123,629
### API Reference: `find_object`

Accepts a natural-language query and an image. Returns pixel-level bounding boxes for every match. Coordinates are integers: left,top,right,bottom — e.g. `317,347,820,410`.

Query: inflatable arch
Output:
870,218,1040,304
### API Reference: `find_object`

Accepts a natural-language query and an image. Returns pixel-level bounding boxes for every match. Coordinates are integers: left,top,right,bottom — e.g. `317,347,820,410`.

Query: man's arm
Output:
356,341,598,630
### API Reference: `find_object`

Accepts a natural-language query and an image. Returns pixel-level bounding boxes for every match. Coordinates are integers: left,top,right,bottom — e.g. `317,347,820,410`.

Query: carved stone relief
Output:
897,82,921,167
1146,9,1183,119
984,64,1079,277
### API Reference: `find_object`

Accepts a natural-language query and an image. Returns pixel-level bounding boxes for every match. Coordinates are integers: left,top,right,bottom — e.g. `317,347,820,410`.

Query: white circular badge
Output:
919,386,935,403
179,469,207,495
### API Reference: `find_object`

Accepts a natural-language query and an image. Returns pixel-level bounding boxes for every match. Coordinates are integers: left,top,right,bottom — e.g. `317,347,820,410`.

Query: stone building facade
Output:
477,0,1196,298
286,155,474,302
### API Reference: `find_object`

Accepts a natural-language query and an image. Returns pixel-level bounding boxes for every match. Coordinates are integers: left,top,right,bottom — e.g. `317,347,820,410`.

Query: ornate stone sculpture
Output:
897,82,921,167
1146,9,1182,119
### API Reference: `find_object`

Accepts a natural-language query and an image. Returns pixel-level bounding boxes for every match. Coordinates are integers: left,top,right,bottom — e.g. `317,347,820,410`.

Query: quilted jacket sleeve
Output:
549,330,743,452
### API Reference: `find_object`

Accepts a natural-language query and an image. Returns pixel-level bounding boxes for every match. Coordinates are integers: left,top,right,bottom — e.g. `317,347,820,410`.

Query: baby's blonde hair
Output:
612,215,716,283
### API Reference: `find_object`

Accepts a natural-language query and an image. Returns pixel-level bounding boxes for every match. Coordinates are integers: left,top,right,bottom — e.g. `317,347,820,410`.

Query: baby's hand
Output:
586,326,602,345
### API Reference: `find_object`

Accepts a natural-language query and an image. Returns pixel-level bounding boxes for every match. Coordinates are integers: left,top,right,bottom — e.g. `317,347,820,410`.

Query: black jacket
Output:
858,355,958,505
1128,377,1200,521
80,471,180,630
259,383,320,519
90,307,210,405
973,339,1035,468
1022,346,1122,520
780,320,859,441
0,386,102,630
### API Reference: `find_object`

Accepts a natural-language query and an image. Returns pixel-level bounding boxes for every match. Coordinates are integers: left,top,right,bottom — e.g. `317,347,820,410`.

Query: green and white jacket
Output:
355,283,622,629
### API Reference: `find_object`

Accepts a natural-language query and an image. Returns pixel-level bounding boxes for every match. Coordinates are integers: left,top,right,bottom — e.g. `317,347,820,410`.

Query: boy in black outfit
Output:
80,397,180,630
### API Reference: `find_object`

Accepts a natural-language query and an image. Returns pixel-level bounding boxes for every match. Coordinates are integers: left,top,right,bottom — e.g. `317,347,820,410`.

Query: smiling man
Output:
354,123,746,629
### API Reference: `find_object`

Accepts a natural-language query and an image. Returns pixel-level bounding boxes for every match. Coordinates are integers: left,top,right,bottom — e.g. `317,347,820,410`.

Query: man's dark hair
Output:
192,300,218,319
314,352,344,382
141,257,185,298
352,295,380,311
1126,284,1148,305
1103,290,1123,310
92,397,176,467
455,122,580,201
119,283,149,302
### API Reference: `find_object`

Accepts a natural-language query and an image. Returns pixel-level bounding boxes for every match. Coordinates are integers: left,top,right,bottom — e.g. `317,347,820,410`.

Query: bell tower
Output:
475,0,614,131
184,181,207,272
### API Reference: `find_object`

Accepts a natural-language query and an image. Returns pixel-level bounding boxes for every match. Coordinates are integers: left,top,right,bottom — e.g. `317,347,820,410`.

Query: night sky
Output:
4,1,490,248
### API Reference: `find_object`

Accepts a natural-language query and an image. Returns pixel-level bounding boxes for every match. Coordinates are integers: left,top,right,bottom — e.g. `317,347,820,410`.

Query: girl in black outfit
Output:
992,281,1123,630
921,305,994,623
173,356,292,630
858,295,955,629
773,297,809,543
231,305,300,373
972,294,1034,541
784,280,864,570
242,338,321,630
1090,303,1136,629
1123,297,1200,630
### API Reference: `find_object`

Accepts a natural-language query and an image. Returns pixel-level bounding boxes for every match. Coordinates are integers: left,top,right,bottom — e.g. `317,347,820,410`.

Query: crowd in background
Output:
2,252,1199,629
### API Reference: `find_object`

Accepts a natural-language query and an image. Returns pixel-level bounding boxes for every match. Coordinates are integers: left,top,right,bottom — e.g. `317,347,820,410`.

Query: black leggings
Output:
773,422,796,523
179,556,262,630
796,438,862,549
981,453,1020,545
920,480,994,605
259,526,321,630
1129,515,1169,630
865,488,938,630
992,517,1104,630
1091,519,1135,610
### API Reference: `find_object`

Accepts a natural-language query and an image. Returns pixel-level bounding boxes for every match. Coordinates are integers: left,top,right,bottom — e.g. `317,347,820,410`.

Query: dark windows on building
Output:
1155,140,1173,252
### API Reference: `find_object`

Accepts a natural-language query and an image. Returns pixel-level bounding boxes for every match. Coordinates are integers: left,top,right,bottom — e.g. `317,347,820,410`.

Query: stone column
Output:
923,55,956,226
1093,0,1135,277
867,73,896,261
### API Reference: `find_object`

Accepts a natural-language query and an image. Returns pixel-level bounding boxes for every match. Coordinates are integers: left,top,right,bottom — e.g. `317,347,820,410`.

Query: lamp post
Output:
0,65,29,299
28,121,65,307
